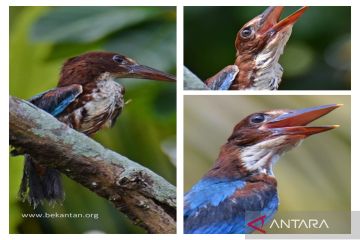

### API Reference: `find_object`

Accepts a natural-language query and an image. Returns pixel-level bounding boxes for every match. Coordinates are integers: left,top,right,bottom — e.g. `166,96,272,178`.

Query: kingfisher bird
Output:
18,51,176,207
184,104,340,234
205,6,308,90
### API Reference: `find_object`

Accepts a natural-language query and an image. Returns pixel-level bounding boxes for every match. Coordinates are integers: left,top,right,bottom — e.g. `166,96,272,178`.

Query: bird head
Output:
220,104,340,176
58,51,176,86
235,6,308,58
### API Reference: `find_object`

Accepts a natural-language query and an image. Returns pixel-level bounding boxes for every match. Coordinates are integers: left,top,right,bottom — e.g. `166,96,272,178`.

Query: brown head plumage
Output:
58,51,176,87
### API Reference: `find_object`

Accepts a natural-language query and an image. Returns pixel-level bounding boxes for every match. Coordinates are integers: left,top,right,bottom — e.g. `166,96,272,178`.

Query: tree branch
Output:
9,96,176,234
183,66,209,90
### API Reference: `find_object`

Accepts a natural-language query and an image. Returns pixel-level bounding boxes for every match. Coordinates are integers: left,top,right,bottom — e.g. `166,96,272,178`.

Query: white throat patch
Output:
97,72,115,81
239,135,302,173
251,28,293,90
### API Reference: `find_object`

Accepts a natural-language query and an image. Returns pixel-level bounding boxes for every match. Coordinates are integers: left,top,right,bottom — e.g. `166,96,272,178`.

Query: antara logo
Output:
247,216,330,233
269,218,329,229
247,215,267,233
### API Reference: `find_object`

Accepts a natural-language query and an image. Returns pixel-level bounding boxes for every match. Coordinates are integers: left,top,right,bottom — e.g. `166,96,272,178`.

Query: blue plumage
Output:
185,178,246,211
50,95,78,116
217,72,236,90
29,84,83,116
206,65,239,90
184,176,278,234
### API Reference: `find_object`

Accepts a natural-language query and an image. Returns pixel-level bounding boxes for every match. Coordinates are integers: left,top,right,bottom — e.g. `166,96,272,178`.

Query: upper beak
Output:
264,104,341,137
258,6,308,35
126,64,176,82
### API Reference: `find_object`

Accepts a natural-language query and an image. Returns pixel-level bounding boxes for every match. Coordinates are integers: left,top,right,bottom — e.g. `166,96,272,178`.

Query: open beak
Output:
258,6,308,35
126,64,176,82
265,104,341,137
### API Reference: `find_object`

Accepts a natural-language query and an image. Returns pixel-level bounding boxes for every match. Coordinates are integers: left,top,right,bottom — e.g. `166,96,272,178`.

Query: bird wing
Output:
184,178,278,234
205,65,239,90
29,84,83,116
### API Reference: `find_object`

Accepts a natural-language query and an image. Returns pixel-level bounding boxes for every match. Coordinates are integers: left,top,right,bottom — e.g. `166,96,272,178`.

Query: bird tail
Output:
19,154,64,207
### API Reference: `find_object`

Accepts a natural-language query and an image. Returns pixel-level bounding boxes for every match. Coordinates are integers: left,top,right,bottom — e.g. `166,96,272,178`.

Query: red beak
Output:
258,6,309,34
265,104,341,137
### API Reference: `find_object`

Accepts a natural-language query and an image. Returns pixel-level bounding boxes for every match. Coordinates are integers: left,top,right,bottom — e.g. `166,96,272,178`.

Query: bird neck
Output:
204,143,277,184
232,29,292,90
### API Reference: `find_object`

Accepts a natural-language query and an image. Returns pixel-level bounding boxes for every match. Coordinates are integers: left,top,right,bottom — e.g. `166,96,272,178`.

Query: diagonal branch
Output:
9,96,176,234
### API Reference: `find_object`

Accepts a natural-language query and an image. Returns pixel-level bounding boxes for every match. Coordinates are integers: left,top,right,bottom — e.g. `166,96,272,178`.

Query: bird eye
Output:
113,55,126,64
250,114,266,124
240,27,253,39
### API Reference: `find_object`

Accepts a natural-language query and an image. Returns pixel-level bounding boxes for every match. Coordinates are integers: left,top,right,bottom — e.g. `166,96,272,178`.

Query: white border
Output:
2,0,358,239
1,0,9,237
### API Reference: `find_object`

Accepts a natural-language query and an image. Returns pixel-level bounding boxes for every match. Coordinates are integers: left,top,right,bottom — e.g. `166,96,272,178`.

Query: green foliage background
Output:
184,95,351,233
10,6,176,234
184,6,351,90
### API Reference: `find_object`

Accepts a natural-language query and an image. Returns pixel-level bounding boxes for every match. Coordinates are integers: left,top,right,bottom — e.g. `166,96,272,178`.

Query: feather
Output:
29,84,83,116
205,65,239,90
184,176,278,233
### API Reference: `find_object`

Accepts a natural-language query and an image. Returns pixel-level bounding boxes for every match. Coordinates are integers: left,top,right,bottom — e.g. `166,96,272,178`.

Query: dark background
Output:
184,6,351,90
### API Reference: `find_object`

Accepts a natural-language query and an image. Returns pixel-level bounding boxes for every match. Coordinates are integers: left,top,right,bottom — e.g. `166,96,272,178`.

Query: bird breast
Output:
59,79,125,135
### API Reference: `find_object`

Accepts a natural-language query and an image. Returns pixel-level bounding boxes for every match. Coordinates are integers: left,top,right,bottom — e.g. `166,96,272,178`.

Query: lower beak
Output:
265,104,341,137
259,6,308,34
126,64,176,82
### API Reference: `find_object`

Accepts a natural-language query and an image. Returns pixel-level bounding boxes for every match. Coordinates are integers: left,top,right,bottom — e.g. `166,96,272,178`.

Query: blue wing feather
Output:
184,177,278,234
29,84,83,116
206,65,239,90
184,178,246,233
218,72,237,90
185,178,246,215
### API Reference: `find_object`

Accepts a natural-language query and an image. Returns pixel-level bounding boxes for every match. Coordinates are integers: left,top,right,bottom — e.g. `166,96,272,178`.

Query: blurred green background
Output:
10,6,176,233
184,96,351,232
184,6,351,90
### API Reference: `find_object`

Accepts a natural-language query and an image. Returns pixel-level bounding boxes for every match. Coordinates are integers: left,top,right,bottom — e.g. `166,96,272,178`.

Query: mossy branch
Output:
9,96,176,234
